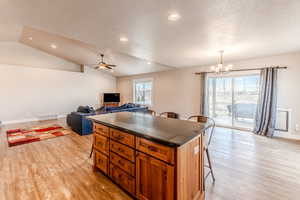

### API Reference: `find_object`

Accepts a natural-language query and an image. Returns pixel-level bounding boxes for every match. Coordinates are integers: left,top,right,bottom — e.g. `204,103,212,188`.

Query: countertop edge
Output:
89,118,209,148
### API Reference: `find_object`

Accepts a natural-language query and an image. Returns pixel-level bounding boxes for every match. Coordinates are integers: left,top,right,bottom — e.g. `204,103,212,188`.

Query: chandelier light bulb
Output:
211,50,233,74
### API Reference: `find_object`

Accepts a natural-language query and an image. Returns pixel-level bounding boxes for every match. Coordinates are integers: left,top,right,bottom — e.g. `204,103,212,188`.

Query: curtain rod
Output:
195,66,287,75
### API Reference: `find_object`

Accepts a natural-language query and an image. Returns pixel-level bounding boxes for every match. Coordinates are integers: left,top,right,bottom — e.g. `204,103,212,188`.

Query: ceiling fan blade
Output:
107,64,117,67
105,66,113,70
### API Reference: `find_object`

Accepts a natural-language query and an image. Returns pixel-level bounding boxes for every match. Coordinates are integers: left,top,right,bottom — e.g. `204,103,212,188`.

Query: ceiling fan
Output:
91,54,117,70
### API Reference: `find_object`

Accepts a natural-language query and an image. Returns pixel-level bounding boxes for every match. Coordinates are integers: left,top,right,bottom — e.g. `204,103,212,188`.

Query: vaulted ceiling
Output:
1,0,300,76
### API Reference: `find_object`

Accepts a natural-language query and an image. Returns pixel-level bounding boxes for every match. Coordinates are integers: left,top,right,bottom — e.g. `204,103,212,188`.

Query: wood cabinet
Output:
92,122,205,200
136,152,174,200
177,136,204,200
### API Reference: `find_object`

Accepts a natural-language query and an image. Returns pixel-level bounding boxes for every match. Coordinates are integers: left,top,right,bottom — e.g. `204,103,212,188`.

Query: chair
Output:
188,115,216,183
159,112,179,119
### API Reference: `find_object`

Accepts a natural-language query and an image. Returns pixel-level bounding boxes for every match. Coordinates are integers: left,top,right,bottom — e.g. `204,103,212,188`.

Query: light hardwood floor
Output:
1,119,300,200
0,119,131,200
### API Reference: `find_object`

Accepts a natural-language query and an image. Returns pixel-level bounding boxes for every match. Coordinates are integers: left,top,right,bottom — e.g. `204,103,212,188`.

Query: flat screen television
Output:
103,93,120,103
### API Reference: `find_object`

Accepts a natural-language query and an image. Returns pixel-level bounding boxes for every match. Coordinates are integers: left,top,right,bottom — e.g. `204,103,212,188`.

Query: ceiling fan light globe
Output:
168,12,181,21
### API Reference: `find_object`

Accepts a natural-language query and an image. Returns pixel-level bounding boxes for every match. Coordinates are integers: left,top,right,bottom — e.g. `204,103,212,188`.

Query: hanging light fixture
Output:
211,50,233,74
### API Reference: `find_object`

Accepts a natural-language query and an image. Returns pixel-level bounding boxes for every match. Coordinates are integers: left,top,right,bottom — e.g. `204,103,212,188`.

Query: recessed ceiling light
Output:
168,12,181,21
28,37,33,40
147,61,152,65
50,44,57,49
120,37,128,42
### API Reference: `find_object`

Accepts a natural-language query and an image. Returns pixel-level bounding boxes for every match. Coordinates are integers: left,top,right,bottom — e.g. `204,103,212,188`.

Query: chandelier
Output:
211,50,233,73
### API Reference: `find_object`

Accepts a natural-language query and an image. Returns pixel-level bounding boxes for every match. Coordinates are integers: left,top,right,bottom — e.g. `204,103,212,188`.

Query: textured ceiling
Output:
19,26,173,76
1,0,300,75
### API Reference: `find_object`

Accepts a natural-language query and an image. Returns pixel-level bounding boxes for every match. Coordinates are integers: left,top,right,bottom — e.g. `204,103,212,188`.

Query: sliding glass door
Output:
207,73,260,130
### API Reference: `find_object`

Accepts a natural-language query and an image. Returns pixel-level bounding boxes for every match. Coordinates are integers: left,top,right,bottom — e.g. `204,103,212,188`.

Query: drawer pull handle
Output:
115,135,124,140
148,145,158,152
118,160,123,165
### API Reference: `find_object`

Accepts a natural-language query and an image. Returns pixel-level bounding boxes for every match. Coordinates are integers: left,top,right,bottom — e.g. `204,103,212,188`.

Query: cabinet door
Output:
136,152,174,200
94,134,109,155
94,150,109,174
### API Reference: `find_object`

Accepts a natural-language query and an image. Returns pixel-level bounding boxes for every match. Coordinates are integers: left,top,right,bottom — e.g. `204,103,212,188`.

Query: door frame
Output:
206,72,260,131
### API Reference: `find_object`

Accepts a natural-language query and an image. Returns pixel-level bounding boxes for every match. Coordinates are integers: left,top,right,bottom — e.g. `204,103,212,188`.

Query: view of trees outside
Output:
134,80,152,105
207,74,260,129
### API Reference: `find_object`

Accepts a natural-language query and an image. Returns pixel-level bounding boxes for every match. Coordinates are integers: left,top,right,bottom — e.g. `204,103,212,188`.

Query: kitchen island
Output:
88,112,209,200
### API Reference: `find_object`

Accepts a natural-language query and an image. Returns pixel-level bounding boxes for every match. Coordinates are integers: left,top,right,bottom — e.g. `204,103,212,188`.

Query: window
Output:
133,78,153,106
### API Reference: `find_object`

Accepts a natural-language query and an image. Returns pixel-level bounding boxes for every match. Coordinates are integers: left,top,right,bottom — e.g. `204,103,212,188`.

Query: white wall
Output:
117,51,300,139
0,64,116,124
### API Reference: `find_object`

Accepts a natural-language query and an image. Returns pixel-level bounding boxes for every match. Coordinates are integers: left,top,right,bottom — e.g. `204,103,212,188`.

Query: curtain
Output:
200,72,208,115
254,67,278,137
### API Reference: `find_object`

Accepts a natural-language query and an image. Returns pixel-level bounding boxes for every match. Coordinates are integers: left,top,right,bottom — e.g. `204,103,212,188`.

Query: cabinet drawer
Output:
110,140,135,162
110,128,135,148
110,152,135,177
110,164,135,196
136,137,175,164
94,134,109,155
95,150,108,175
94,123,109,137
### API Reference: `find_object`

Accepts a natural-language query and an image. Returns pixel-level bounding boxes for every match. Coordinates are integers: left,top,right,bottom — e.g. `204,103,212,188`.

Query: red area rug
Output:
6,125,71,147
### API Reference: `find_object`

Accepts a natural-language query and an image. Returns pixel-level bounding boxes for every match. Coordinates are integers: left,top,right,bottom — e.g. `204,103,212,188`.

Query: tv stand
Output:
103,102,119,107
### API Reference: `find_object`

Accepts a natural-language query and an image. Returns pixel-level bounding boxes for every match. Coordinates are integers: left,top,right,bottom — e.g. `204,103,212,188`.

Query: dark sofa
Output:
67,104,148,135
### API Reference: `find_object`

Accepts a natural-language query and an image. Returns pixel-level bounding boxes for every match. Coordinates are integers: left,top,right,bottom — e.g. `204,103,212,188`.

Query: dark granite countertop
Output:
88,112,210,147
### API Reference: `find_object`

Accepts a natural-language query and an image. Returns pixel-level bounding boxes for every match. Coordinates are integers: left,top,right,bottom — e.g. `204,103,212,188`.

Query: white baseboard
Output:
1,115,66,125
